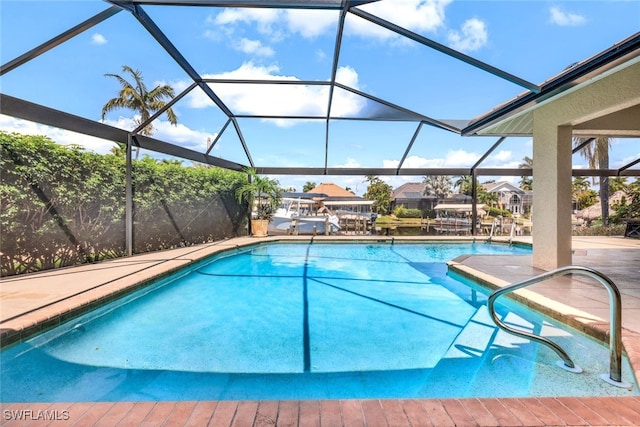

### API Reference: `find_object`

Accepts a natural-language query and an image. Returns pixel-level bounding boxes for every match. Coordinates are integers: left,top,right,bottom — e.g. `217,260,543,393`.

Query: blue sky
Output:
1,0,639,194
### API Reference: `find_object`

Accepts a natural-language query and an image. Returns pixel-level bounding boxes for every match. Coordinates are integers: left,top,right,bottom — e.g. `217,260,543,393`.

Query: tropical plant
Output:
392,206,422,218
423,175,452,201
363,175,392,214
477,189,498,208
102,65,178,158
1,131,245,276
235,168,282,221
573,137,612,225
518,156,533,190
610,178,640,223
572,176,590,195
303,181,317,192
609,176,628,194
572,176,597,210
577,190,598,211
454,175,473,195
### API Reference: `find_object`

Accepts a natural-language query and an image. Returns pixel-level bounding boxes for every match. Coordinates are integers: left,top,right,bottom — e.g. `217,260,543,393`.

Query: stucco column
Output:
532,120,573,270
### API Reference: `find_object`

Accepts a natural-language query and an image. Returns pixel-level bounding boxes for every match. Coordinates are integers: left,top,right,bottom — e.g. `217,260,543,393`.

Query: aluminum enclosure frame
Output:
2,1,638,179
1,1,639,252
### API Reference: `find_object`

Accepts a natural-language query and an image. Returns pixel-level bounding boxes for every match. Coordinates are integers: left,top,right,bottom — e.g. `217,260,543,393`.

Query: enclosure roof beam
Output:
572,137,595,154
108,0,378,9
0,94,245,171
471,136,507,171
206,118,232,155
230,117,254,168
334,82,460,131
396,122,424,174
324,1,350,173
349,6,539,93
0,6,122,76
132,82,198,134
618,158,640,175
255,167,640,177
110,1,234,117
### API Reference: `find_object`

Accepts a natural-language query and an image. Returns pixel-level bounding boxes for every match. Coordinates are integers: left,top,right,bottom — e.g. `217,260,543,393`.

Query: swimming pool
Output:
1,241,637,401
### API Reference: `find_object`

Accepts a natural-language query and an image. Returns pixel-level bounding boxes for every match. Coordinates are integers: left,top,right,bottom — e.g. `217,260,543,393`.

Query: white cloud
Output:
383,148,519,170
447,18,488,52
383,155,444,169
315,49,327,62
355,0,451,40
549,6,586,27
91,33,107,45
444,149,479,166
100,116,213,152
235,38,275,57
179,62,365,127
0,115,117,154
491,150,512,163
334,158,362,168
209,0,451,47
202,28,224,42
214,8,281,27
213,7,323,40
284,9,338,38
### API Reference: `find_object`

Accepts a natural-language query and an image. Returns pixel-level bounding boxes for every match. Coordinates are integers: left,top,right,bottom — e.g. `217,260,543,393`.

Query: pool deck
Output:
1,235,639,426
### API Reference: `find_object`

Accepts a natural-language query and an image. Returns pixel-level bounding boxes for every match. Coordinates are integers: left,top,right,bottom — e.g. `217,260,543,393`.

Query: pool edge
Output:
2,236,638,389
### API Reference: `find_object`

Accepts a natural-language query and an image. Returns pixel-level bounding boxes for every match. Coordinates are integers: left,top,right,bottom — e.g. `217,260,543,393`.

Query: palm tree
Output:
302,182,317,192
518,156,533,190
572,176,593,211
572,176,590,195
423,175,452,201
609,176,627,194
478,190,498,208
102,65,178,158
573,137,612,225
454,175,473,195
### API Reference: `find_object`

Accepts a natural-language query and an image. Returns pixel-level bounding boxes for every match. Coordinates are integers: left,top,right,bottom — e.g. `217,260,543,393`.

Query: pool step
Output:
417,307,538,397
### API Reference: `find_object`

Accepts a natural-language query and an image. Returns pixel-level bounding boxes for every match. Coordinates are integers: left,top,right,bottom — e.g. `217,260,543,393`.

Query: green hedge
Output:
0,132,247,276
392,206,423,218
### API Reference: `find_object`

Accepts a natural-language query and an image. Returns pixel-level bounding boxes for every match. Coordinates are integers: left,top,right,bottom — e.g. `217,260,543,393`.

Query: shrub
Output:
393,206,422,218
572,224,626,236
610,183,640,224
0,131,246,276
486,207,512,218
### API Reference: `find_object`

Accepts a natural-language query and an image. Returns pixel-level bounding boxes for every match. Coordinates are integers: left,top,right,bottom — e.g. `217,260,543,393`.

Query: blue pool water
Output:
1,242,637,401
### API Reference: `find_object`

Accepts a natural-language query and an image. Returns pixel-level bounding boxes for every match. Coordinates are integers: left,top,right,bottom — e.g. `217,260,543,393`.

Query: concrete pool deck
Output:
1,235,639,426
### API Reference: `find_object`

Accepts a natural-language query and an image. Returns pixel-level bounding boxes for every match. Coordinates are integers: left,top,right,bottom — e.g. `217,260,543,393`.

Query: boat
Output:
268,197,341,235
432,203,486,235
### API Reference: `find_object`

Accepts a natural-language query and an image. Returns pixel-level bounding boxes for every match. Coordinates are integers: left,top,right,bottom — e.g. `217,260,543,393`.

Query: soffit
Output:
472,55,640,138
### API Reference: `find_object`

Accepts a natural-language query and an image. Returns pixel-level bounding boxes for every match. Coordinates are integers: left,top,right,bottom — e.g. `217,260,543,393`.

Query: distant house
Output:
306,183,374,217
308,183,356,198
392,182,473,213
392,182,436,212
482,181,532,216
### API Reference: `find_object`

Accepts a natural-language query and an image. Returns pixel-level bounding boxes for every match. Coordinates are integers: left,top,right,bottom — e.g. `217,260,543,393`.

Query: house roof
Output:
483,181,525,194
307,183,355,198
392,182,426,199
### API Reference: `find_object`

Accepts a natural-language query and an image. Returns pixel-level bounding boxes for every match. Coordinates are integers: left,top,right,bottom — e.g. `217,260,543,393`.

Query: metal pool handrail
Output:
487,265,629,387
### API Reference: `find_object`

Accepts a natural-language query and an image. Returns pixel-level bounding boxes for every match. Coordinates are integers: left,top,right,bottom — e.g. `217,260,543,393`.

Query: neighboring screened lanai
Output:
1,0,640,269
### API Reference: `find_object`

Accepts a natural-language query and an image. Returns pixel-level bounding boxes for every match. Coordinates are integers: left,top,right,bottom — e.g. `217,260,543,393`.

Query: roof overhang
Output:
464,33,640,138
